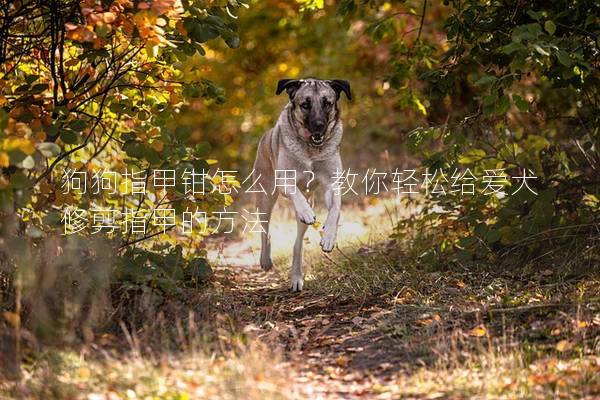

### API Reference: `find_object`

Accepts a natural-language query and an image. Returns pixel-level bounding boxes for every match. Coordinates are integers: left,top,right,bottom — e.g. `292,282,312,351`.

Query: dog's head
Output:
276,78,351,147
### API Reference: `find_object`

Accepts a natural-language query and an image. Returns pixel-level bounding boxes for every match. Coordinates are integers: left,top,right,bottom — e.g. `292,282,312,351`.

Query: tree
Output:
0,0,246,345
340,0,600,264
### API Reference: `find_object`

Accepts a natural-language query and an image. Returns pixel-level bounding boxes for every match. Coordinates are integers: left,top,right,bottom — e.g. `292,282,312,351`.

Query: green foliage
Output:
116,245,212,294
342,0,600,265
0,0,247,316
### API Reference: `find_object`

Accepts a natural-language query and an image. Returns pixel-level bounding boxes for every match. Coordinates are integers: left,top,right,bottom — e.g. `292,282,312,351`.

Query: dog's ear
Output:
328,79,352,101
276,79,302,99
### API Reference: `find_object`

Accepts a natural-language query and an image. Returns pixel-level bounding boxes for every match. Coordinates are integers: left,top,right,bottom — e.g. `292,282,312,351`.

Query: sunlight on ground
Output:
7,345,294,400
206,196,408,269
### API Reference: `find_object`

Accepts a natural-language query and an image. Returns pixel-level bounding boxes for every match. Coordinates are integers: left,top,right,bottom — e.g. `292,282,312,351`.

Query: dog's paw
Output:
297,207,316,225
320,233,336,253
291,275,304,292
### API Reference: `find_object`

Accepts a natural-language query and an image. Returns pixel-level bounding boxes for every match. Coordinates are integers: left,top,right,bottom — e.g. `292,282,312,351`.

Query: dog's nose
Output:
313,121,325,132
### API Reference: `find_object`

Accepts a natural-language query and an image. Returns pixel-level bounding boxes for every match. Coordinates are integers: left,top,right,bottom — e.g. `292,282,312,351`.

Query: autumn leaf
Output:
573,320,589,330
556,340,573,352
79,367,91,379
1,138,36,155
468,325,488,337
3,311,20,327
0,152,9,168
335,355,349,368
528,373,558,385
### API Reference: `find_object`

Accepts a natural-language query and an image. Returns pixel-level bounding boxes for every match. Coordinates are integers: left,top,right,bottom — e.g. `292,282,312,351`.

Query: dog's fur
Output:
252,78,351,291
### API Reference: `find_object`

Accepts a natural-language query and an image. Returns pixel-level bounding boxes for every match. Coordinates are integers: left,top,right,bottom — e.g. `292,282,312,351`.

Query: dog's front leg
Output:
291,217,309,291
277,175,316,225
276,189,313,291
317,164,342,253
256,189,278,271
289,191,316,225
320,184,341,252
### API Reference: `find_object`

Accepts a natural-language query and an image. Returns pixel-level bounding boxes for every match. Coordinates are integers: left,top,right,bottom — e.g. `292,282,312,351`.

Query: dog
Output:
252,77,352,291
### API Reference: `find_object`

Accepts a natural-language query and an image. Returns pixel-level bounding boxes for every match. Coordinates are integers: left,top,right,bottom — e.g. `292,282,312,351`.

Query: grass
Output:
6,344,291,400
272,197,600,398
2,196,599,399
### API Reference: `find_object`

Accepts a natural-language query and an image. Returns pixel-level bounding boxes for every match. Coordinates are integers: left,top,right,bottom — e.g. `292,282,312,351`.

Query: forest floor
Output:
2,197,600,399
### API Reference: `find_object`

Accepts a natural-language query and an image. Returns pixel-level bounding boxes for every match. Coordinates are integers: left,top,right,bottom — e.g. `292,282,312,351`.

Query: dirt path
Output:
204,201,407,399
201,199,600,400
214,264,400,399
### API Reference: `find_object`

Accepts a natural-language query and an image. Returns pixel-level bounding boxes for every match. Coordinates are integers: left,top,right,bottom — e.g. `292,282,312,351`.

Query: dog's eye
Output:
300,102,310,110
323,99,332,107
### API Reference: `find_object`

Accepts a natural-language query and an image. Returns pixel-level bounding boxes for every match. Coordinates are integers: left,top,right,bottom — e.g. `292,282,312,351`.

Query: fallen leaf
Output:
468,324,487,337
3,311,20,327
556,340,573,352
574,320,589,330
79,367,91,379
528,373,558,384
335,355,349,368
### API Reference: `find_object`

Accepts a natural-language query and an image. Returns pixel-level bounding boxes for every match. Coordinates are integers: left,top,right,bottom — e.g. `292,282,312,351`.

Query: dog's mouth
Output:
309,135,325,146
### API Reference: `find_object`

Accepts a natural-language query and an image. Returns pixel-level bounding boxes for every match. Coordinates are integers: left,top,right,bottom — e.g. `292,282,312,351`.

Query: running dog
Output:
252,78,352,291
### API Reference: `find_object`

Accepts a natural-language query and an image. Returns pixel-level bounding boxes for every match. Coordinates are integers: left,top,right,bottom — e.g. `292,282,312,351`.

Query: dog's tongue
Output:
303,128,311,140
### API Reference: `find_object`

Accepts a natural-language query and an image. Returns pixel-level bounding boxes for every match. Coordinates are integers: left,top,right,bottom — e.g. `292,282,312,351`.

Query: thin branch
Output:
415,0,427,43
119,225,176,249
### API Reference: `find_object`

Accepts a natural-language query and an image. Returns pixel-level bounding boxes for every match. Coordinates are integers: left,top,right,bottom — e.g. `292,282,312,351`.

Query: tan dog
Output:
252,78,352,291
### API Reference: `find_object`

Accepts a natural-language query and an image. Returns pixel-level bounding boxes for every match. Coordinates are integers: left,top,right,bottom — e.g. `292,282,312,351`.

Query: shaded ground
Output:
210,261,600,399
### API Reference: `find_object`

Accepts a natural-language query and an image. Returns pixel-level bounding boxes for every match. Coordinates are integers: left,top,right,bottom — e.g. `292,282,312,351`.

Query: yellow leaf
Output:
3,311,20,327
556,340,572,352
102,12,117,23
468,325,487,337
78,367,91,379
335,355,349,368
413,96,427,116
574,320,589,329
1,138,35,155
0,152,9,168
117,179,129,195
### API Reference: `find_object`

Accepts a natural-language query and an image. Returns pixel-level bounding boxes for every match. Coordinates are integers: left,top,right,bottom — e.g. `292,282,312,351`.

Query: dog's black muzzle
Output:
309,120,326,146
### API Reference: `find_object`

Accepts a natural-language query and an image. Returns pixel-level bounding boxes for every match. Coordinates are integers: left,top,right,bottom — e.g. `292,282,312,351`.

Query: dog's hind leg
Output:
291,217,309,291
257,190,277,271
